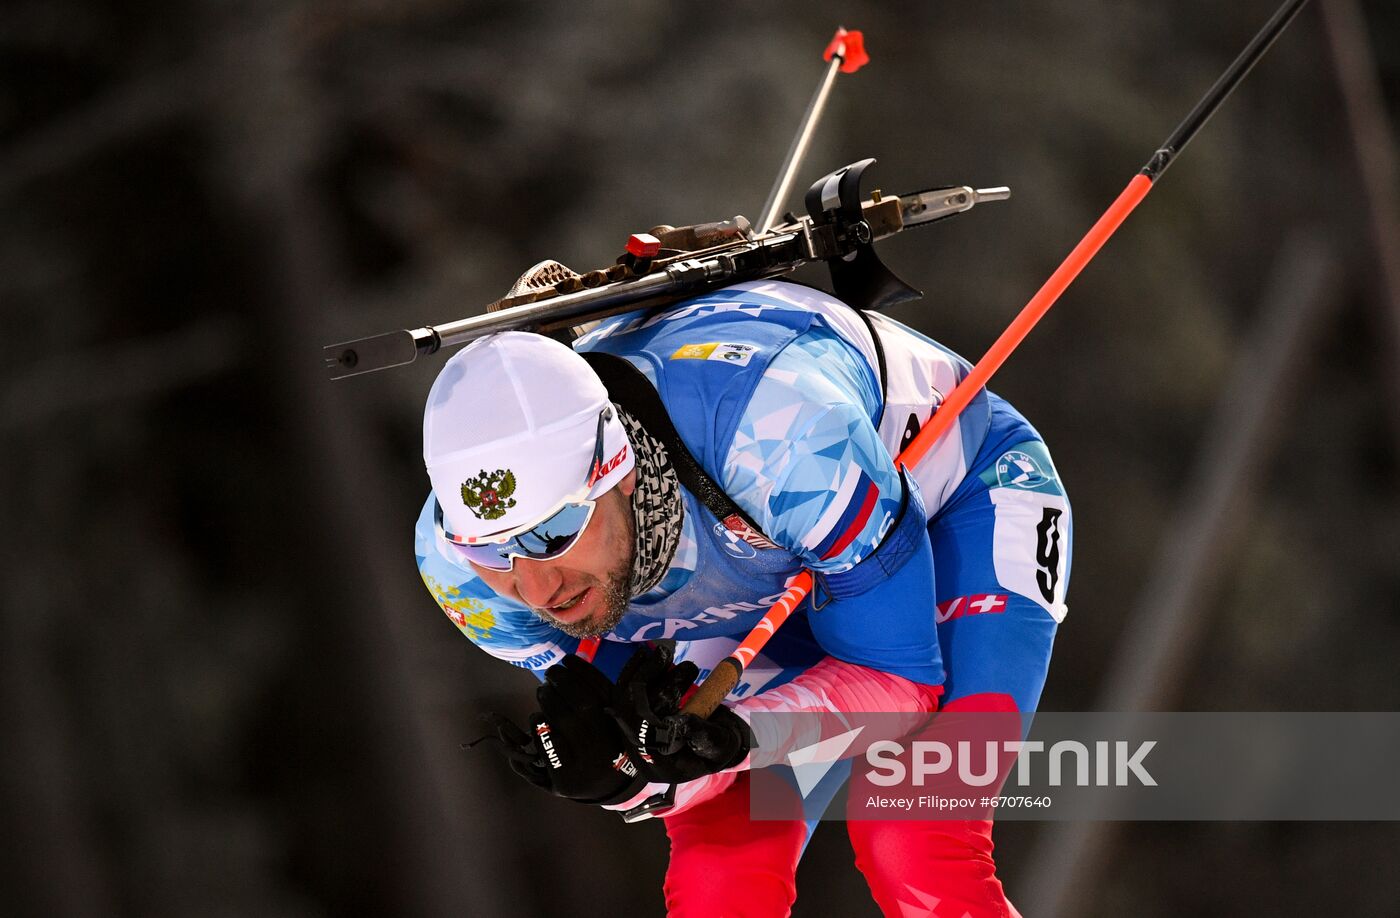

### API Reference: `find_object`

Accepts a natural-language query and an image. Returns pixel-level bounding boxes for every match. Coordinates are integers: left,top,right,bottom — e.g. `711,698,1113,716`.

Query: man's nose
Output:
512,558,562,609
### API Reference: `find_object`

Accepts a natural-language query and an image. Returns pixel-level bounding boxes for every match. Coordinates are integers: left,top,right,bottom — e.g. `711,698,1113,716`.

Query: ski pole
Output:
756,26,869,234
679,0,1312,719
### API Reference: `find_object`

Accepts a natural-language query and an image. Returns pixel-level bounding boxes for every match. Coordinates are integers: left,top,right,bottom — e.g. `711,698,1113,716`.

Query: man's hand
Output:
477,655,647,805
607,642,752,784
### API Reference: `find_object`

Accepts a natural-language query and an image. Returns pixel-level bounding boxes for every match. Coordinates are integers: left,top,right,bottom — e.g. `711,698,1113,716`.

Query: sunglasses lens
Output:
453,502,595,571
510,503,594,555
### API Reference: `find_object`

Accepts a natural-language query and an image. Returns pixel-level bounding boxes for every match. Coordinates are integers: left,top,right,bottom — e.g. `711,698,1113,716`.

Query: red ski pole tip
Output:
823,27,868,74
626,233,661,258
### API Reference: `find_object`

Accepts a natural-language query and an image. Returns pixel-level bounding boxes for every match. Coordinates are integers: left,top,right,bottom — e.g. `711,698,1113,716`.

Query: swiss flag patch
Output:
935,593,1008,623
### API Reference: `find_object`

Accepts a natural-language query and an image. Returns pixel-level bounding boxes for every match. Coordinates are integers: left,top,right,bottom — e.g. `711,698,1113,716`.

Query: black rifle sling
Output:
580,352,771,542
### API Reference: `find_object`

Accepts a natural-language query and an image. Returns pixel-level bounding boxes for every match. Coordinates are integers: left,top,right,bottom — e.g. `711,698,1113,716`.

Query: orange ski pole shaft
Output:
608,176,1148,683
677,174,1153,719
899,174,1152,469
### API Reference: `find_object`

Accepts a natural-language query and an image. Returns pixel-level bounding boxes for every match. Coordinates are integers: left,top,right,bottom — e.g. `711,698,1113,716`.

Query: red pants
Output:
661,695,1023,918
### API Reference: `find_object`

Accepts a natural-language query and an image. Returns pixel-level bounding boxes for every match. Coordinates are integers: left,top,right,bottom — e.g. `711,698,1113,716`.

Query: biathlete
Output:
416,279,1071,917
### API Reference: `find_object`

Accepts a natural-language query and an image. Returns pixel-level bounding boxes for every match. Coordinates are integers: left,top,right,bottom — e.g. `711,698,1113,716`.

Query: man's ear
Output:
617,467,637,498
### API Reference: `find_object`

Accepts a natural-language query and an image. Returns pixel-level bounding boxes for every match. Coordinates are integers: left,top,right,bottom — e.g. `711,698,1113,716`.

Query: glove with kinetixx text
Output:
473,654,647,805
606,641,752,784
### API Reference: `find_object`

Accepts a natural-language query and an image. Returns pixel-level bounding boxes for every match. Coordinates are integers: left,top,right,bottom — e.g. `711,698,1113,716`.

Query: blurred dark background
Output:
3,1,1398,915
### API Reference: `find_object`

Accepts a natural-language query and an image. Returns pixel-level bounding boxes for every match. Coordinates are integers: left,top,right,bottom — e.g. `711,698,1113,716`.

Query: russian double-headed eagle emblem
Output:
461,468,517,521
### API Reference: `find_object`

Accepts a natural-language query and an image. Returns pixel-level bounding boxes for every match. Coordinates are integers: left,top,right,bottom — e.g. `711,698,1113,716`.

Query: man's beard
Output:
538,505,636,640
548,570,630,639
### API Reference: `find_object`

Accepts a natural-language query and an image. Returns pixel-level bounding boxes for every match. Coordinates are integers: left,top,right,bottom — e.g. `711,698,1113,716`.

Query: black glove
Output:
475,654,647,805
607,641,752,784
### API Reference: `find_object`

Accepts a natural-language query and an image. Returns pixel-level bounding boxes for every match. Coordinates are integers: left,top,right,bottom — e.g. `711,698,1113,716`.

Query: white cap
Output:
423,332,634,540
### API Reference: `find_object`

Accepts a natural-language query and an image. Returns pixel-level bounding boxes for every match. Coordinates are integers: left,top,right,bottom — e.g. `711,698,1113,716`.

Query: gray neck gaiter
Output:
616,406,684,597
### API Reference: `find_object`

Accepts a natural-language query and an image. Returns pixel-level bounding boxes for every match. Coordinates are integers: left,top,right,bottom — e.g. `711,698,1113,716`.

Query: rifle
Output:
323,165,1009,380
323,28,1009,380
